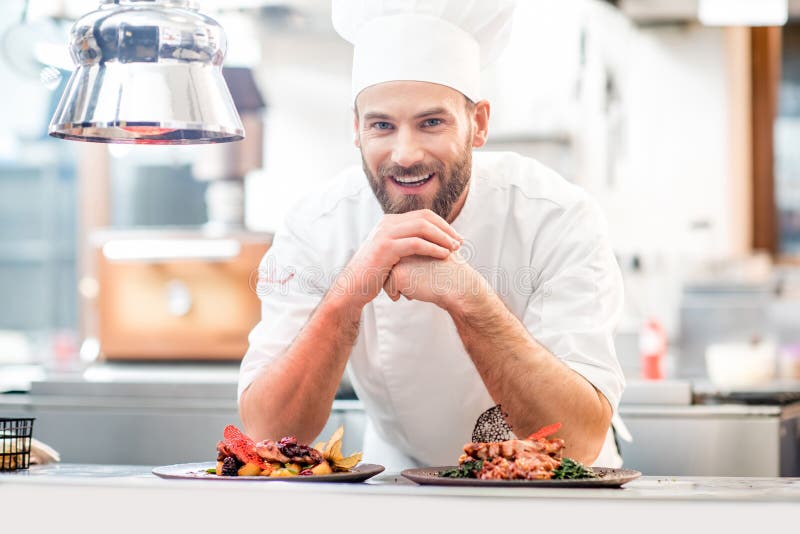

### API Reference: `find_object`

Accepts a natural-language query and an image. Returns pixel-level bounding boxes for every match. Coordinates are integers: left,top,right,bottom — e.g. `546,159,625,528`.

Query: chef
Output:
239,0,627,470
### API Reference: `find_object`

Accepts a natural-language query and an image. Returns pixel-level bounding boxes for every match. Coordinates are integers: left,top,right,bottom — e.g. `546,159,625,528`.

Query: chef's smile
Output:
387,171,436,191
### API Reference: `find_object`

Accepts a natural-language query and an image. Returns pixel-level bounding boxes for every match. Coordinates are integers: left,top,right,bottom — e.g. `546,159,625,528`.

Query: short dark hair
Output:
464,95,476,112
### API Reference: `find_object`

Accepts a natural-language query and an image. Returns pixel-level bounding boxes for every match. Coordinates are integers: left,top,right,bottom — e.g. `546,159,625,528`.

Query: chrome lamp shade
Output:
49,0,244,145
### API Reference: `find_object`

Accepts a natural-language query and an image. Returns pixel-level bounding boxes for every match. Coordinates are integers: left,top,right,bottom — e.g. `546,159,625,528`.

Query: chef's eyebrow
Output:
362,111,394,121
361,107,453,122
413,107,451,119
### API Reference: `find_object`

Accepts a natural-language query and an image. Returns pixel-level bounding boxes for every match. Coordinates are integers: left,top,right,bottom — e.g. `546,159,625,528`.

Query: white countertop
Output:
1,465,797,533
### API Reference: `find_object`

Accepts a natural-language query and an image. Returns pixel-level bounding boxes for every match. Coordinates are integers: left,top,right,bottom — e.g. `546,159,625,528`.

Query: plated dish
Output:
153,462,385,483
401,466,640,488
153,425,383,482
401,422,640,488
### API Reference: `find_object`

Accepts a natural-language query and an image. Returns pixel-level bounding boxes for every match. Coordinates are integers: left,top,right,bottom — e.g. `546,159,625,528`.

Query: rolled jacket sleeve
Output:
522,196,626,412
237,215,327,402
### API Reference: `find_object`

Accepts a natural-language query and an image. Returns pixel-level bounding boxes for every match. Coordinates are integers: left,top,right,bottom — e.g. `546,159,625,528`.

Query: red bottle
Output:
640,319,666,380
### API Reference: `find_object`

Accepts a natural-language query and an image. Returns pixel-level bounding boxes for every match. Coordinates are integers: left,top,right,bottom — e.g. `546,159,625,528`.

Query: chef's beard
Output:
361,141,472,221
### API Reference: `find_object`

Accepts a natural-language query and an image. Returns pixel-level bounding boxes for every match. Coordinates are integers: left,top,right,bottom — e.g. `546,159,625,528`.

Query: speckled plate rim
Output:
401,466,641,488
152,462,384,483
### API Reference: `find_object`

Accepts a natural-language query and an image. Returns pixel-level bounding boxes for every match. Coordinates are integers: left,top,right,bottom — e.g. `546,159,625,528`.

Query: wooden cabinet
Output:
93,230,271,360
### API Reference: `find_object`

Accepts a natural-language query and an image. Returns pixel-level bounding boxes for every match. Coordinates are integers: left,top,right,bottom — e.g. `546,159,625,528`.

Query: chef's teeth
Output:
395,173,432,184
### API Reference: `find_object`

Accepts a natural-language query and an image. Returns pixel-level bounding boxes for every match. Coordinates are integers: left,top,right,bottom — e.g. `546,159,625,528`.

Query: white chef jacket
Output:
239,151,626,470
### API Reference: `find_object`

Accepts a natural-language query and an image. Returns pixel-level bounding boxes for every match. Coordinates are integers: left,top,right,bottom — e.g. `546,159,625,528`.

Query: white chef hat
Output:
332,0,516,103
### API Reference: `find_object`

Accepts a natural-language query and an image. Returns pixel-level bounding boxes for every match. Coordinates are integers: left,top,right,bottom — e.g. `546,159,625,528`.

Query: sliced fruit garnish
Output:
259,465,274,476
323,426,344,458
237,462,262,477
269,468,297,477
332,452,362,471
310,460,332,475
284,462,302,474
527,422,562,441
329,439,343,462
318,426,362,472
222,425,266,469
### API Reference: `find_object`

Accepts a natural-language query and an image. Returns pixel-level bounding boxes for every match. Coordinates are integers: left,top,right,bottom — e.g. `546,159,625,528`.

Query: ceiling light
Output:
49,0,244,145
698,0,788,27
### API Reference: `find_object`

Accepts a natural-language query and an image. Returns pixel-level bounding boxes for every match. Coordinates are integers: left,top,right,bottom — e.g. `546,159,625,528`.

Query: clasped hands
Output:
334,209,485,312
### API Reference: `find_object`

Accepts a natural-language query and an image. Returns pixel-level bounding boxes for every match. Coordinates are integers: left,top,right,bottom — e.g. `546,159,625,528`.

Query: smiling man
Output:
239,0,626,469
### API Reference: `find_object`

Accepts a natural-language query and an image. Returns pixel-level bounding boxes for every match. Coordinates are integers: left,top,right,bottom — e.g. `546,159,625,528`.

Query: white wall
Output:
245,27,359,232
591,19,731,260
473,1,739,335
575,3,735,335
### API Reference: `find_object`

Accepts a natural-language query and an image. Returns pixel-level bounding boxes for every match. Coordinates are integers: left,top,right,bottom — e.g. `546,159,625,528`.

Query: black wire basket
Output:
0,418,34,471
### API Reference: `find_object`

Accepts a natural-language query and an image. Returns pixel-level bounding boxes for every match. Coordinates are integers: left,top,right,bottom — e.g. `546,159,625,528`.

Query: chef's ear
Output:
353,108,361,148
471,100,490,148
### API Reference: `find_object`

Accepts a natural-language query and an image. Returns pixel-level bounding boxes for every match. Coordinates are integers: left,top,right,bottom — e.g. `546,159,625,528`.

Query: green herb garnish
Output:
438,460,483,478
438,457,596,480
552,457,596,479
205,467,217,474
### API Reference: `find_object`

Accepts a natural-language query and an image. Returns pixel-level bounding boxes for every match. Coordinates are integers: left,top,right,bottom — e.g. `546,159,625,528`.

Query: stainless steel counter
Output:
3,366,800,477
1,464,798,532
618,381,800,477
0,363,364,465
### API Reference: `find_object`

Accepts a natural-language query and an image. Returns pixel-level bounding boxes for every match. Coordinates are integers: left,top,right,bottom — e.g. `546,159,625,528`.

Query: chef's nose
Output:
391,129,424,168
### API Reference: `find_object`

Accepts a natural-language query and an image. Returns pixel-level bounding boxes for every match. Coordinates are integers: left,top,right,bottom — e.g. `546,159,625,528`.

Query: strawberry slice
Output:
222,425,266,469
527,422,562,441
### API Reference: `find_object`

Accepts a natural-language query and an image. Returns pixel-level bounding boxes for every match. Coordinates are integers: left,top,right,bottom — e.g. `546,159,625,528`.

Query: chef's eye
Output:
422,118,443,127
371,121,393,130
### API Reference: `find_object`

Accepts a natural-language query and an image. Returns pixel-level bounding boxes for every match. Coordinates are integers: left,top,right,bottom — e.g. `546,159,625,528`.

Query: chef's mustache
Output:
377,161,445,179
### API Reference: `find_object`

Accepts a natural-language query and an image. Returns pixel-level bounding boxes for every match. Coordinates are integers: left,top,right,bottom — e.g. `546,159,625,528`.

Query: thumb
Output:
383,272,400,301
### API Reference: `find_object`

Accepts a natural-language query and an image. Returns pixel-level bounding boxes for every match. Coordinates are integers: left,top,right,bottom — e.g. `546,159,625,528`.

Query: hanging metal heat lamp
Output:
49,0,244,144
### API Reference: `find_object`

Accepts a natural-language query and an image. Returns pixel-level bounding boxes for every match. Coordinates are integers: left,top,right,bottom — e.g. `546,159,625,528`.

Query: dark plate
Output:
401,466,641,488
152,462,384,483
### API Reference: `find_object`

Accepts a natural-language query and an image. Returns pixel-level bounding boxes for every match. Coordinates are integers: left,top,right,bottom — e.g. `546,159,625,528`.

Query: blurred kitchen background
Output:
2,0,800,476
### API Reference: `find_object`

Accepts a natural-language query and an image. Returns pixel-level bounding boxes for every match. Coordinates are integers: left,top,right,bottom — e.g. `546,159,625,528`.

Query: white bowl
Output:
705,341,776,388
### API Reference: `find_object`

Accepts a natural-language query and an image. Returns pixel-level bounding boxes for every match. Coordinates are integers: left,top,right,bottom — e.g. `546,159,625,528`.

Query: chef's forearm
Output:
240,291,362,444
447,284,611,464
